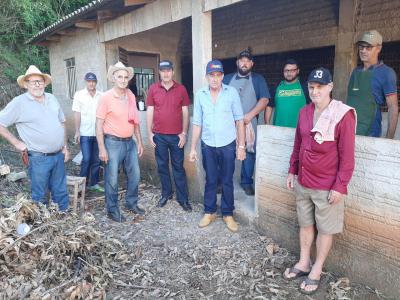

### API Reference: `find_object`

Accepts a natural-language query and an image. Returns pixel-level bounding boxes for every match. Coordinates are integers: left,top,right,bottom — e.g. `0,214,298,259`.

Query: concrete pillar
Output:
192,0,212,92
332,0,359,101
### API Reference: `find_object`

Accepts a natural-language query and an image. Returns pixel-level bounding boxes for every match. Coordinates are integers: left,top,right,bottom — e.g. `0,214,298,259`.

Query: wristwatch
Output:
238,145,245,149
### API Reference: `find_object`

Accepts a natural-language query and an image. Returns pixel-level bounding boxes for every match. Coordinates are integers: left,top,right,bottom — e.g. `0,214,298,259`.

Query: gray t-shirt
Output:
0,92,65,153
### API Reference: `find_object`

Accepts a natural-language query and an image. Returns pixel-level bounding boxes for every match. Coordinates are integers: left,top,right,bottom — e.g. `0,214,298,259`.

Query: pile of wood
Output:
0,196,135,299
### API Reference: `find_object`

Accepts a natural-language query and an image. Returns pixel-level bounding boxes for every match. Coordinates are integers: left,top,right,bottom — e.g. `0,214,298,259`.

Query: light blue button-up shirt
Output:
192,83,243,147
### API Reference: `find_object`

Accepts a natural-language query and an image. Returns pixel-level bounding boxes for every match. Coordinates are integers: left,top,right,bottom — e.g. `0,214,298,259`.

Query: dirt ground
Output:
0,144,392,300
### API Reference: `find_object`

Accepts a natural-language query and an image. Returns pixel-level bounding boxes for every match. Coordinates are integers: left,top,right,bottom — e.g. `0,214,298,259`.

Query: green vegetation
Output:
0,0,91,80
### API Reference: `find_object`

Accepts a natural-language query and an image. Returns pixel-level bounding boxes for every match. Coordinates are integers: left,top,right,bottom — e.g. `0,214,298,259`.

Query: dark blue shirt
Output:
223,72,271,100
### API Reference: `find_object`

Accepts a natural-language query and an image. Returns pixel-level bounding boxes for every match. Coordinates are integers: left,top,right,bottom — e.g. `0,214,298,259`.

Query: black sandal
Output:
299,277,320,295
283,267,310,280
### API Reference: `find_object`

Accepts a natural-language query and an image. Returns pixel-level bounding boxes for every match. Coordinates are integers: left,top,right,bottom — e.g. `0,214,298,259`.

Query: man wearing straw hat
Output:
96,61,144,222
0,65,70,211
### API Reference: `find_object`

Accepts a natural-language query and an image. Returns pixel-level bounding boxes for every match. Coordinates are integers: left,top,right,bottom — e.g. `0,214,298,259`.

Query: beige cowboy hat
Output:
107,61,134,82
17,65,52,88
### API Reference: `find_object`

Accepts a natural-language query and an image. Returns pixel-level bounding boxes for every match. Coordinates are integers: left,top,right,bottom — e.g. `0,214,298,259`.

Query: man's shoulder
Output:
251,72,267,82
223,73,235,83
374,63,396,77
11,93,29,103
45,92,59,102
223,84,239,94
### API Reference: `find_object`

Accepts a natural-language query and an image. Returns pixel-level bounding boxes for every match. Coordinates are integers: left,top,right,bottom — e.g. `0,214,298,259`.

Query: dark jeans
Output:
28,151,69,211
240,150,256,188
201,140,236,216
154,133,188,202
80,136,101,186
104,137,140,214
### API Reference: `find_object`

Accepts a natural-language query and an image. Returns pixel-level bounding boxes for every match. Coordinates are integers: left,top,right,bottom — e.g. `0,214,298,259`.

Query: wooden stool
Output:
67,176,86,213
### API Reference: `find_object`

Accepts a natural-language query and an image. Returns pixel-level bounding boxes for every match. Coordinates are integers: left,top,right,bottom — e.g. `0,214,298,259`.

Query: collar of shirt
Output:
157,80,178,91
235,72,251,80
360,60,384,71
26,92,47,102
112,89,128,100
84,88,101,97
199,83,230,95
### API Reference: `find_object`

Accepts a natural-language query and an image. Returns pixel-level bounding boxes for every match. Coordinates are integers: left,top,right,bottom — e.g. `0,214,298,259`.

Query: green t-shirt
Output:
273,80,306,128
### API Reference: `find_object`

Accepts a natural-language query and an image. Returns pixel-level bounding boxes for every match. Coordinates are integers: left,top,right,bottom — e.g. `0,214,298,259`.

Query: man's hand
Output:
99,147,108,164
243,113,252,125
236,148,246,161
137,142,143,158
62,147,70,162
287,173,295,190
74,131,80,144
178,133,186,148
14,140,27,152
328,190,345,205
148,132,156,148
189,150,198,162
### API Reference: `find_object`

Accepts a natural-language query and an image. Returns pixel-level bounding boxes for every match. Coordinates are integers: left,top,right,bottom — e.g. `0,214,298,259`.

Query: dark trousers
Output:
154,133,189,202
79,136,101,186
201,140,236,216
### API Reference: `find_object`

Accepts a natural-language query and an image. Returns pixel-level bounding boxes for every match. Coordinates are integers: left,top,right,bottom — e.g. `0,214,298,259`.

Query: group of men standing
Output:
0,29,397,295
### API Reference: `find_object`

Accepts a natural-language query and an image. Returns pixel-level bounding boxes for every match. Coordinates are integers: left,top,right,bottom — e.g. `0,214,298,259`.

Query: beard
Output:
284,76,298,83
238,67,251,76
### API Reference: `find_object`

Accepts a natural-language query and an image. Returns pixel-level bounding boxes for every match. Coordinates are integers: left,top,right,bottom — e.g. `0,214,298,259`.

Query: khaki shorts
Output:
294,181,344,234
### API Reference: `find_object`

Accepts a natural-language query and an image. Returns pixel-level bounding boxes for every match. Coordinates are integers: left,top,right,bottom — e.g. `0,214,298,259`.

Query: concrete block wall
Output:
212,0,339,58
48,29,107,134
255,125,400,297
355,0,400,42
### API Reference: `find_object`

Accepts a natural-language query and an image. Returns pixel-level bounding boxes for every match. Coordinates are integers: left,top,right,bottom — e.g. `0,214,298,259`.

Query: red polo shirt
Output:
289,103,356,194
146,81,190,134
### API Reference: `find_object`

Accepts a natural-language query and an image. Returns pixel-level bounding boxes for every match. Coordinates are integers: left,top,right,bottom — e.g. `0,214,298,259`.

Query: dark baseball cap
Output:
237,50,253,60
307,67,332,85
159,60,173,70
206,60,224,74
84,72,97,81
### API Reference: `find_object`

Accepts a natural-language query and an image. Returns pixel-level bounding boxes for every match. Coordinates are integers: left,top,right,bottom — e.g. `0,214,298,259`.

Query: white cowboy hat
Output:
17,65,52,88
107,61,134,82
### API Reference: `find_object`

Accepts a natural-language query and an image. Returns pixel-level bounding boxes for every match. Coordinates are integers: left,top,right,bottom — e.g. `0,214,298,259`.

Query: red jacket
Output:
289,103,356,194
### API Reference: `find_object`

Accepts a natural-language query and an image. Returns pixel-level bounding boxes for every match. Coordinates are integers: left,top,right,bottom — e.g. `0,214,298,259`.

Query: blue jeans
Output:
28,152,69,211
240,150,256,188
80,136,101,186
154,133,188,202
104,137,140,214
201,140,236,216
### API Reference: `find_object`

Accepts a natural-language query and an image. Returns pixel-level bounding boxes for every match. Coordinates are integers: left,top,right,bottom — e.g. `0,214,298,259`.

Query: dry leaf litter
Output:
0,145,392,300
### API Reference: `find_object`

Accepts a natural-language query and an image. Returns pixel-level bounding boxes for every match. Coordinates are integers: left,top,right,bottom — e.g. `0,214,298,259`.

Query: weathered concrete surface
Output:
254,125,400,298
48,28,107,133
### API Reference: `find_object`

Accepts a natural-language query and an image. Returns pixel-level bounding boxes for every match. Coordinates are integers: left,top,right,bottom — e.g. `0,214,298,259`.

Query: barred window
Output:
65,58,76,99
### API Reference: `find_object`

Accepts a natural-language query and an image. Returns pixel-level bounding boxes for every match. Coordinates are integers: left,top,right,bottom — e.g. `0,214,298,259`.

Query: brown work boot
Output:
198,213,217,228
223,216,238,232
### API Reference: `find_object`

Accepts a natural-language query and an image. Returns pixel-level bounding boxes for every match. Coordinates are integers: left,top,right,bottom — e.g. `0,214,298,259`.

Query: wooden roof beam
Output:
124,0,155,7
97,10,118,21
46,35,61,42
75,20,97,29
58,29,77,36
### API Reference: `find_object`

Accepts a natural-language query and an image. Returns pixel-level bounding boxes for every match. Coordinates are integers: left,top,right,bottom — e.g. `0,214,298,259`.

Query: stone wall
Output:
254,125,400,297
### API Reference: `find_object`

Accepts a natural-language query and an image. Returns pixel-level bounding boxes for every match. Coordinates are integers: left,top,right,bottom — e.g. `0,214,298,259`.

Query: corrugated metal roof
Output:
27,0,114,44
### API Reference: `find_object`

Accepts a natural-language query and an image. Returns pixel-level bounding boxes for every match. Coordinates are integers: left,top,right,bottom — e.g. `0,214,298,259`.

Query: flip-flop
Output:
299,276,320,295
283,267,310,280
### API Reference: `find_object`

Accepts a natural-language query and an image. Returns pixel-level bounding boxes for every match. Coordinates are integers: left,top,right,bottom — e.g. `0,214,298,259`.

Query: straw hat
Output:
107,61,134,82
17,65,52,88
